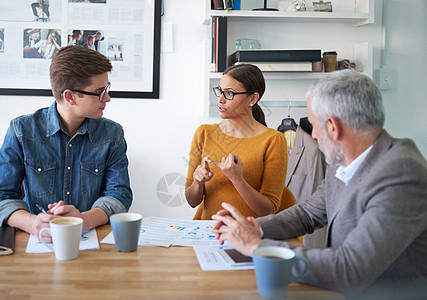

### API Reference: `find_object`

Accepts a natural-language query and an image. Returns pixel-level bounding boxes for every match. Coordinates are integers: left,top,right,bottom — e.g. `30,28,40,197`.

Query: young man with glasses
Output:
0,46,132,242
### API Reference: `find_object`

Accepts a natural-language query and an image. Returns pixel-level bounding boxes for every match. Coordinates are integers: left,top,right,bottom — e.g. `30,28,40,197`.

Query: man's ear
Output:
325,116,342,141
62,90,76,105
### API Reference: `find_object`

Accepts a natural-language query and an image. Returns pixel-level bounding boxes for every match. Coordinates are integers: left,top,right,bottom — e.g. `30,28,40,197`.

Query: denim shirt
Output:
0,102,132,225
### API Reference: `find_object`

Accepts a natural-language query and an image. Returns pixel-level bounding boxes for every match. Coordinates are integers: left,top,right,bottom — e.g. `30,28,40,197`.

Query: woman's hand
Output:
209,153,243,184
193,157,214,185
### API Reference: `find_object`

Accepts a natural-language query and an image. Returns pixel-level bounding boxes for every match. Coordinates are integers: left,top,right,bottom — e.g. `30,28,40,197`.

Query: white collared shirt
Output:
335,145,373,186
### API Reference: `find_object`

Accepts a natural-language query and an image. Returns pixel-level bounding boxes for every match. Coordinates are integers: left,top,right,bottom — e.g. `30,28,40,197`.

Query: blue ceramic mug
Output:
110,213,142,252
253,246,309,299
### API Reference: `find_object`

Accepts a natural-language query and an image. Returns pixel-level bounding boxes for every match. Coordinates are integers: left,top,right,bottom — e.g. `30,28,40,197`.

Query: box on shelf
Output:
228,49,322,66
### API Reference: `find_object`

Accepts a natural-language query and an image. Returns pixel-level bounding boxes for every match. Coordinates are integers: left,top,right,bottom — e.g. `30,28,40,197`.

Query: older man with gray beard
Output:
212,70,427,297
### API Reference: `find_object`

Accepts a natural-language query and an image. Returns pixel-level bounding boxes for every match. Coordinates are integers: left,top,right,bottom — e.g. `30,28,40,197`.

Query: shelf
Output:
208,71,328,80
202,0,374,26
260,101,307,108
203,44,374,118
204,11,371,26
208,100,307,120
201,0,376,118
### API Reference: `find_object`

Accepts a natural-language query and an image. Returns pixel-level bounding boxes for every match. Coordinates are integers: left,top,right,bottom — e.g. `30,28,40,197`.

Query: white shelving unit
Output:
203,11,372,25
202,0,375,118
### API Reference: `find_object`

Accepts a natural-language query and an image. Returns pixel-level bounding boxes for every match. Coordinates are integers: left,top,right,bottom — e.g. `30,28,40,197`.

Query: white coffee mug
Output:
39,217,83,260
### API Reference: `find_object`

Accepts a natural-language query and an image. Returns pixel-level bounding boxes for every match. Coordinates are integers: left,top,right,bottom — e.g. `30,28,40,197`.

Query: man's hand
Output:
211,202,262,257
48,201,107,232
32,212,57,243
30,201,83,242
48,200,82,219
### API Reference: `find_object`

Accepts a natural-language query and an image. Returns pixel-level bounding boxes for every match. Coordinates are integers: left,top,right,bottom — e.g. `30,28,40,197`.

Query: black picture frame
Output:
0,0,161,99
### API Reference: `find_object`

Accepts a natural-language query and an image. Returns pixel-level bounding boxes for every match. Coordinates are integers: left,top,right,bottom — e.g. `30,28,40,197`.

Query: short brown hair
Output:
50,45,112,100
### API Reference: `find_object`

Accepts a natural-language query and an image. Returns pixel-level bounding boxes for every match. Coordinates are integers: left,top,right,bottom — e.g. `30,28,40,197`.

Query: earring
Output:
250,103,254,107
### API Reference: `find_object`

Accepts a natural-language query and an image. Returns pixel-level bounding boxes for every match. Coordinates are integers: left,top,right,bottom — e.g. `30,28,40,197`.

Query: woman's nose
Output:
218,94,226,104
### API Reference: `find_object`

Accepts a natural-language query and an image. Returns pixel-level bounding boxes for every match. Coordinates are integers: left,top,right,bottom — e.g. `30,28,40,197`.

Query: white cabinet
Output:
202,0,375,119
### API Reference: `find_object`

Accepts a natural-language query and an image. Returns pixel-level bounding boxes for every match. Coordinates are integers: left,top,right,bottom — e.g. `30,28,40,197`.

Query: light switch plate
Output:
376,68,393,90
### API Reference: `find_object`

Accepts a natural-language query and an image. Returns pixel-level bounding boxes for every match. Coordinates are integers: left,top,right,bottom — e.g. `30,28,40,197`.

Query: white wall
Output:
0,0,425,219
381,0,427,157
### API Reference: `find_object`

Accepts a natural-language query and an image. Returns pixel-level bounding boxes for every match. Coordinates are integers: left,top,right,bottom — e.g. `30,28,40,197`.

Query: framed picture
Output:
0,0,161,99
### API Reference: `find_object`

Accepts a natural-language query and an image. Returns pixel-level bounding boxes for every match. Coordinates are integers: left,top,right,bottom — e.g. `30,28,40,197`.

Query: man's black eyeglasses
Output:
68,82,111,102
213,86,254,101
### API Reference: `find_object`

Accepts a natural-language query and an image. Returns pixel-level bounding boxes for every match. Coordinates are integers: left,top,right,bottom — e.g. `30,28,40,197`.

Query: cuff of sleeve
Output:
260,227,264,239
92,196,127,217
258,238,292,249
0,200,30,226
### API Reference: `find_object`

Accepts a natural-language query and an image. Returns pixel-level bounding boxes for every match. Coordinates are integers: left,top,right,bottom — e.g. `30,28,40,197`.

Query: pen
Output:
35,203,47,214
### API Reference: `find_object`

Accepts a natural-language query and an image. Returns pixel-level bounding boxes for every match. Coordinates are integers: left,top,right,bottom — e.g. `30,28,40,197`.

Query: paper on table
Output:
25,228,99,253
193,245,254,271
101,218,224,247
101,217,195,247
173,220,220,247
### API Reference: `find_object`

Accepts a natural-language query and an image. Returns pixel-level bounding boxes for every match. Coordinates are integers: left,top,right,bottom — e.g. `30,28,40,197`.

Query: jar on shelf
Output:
235,39,261,51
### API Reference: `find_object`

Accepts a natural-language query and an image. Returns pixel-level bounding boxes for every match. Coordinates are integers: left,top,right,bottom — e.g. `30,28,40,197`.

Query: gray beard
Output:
321,131,345,166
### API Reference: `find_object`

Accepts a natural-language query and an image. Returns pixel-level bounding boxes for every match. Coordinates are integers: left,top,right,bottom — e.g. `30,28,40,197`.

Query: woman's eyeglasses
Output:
213,86,254,101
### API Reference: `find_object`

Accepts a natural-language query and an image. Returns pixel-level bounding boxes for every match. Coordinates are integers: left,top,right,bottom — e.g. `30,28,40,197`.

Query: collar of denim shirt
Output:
47,101,90,137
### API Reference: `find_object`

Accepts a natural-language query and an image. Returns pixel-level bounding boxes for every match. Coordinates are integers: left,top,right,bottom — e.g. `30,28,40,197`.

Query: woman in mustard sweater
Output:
185,64,289,220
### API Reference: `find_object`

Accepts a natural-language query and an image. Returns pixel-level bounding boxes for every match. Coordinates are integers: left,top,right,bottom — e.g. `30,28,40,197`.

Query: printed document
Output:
101,217,195,247
193,245,254,271
101,217,221,247
26,229,99,253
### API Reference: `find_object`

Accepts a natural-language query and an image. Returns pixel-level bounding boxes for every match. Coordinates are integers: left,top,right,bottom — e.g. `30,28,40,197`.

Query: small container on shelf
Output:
323,51,337,72
235,39,261,51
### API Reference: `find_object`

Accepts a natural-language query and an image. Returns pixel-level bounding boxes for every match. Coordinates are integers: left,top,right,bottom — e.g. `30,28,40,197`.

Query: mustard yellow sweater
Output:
185,124,288,220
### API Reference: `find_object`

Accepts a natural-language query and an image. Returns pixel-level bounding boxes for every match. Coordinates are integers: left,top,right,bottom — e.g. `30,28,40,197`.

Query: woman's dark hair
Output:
224,63,267,126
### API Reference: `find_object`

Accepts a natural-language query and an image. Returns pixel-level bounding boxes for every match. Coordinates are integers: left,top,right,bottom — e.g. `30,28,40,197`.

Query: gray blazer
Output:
258,130,427,295
285,126,327,248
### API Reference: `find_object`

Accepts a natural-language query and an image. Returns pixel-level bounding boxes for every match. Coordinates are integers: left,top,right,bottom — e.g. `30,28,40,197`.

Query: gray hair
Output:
306,70,385,133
